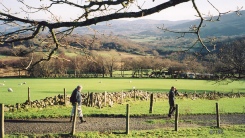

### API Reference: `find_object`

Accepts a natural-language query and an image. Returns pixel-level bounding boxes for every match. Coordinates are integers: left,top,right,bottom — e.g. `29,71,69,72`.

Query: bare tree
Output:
104,55,118,77
215,38,245,80
94,55,107,77
182,55,205,73
0,0,243,79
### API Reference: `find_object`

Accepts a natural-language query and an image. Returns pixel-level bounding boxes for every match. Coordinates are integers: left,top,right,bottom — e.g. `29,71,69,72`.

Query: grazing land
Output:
0,78,244,105
1,78,244,137
4,98,245,119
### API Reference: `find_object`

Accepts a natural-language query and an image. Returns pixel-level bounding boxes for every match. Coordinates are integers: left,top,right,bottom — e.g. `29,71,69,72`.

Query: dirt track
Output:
4,114,245,134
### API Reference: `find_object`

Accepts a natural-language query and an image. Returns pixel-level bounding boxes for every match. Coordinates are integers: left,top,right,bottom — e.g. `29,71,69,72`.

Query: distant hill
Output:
169,10,245,37
1,9,244,37
74,10,245,37
2,10,244,38
73,19,190,35
67,11,245,54
1,10,245,56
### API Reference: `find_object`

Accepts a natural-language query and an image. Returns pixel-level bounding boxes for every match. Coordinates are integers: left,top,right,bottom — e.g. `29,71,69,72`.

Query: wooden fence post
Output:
216,103,220,128
126,104,130,134
71,103,78,135
175,104,179,131
28,87,31,104
0,103,4,138
16,103,20,110
149,93,154,113
64,88,66,106
90,92,94,107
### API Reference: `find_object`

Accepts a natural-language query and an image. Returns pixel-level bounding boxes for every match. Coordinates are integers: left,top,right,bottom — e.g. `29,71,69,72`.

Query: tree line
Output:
0,37,244,80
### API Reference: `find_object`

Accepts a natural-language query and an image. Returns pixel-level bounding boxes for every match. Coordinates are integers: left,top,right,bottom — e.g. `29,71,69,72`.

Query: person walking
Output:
70,85,86,123
168,86,176,118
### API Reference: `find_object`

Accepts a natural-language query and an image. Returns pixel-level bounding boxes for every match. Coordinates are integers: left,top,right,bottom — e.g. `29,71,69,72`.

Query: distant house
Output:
187,73,195,79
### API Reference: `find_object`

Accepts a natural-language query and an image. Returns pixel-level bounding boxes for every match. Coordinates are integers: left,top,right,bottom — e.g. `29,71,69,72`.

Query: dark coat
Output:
71,88,82,105
168,90,175,106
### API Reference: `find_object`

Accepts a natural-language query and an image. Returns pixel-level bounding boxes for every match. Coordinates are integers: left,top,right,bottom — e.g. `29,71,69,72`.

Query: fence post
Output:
216,103,220,128
16,103,20,110
134,89,136,101
149,93,154,113
28,87,31,104
0,103,4,138
126,104,130,134
64,88,66,106
175,104,179,131
71,103,78,135
90,92,94,107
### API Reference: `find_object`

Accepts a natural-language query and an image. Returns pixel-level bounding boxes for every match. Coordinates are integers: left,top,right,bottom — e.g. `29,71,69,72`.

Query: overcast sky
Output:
1,0,245,21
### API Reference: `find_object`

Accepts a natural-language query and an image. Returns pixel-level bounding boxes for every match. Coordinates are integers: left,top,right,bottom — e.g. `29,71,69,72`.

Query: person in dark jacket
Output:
70,85,86,123
168,86,176,118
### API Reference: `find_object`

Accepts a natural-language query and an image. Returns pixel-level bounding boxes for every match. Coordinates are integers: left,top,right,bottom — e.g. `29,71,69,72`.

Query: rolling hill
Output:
1,10,245,56
73,10,245,38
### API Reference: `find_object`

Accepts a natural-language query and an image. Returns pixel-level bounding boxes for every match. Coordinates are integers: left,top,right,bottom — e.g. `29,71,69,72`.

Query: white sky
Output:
1,0,245,21
142,0,245,21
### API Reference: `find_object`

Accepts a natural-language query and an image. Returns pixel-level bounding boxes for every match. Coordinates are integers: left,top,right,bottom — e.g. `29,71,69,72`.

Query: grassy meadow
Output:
91,49,145,58
0,78,244,105
4,97,245,119
2,78,245,137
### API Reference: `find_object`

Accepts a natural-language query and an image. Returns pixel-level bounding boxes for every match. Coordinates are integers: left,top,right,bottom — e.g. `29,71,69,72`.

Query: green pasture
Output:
4,97,245,119
4,96,245,137
64,52,77,57
0,78,244,105
0,55,6,58
129,35,157,43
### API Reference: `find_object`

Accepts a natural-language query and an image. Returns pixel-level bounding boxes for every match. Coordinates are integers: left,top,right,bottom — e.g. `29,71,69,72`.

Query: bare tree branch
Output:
157,0,242,53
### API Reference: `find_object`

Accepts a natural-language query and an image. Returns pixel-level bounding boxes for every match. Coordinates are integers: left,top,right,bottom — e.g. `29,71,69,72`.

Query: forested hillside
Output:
70,10,245,53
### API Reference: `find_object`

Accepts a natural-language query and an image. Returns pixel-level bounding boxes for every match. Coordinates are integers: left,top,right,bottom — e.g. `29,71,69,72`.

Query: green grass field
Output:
0,78,244,105
2,78,245,137
129,35,157,43
4,97,245,137
4,97,245,119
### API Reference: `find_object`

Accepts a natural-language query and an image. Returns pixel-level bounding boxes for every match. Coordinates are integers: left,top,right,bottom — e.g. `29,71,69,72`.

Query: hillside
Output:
73,19,190,35
1,10,244,57
70,10,245,53
169,10,245,37
73,10,245,38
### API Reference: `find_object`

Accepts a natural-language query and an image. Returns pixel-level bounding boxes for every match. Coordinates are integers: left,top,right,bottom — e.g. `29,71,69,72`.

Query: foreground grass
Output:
6,125,245,138
5,97,245,119
1,78,245,105
4,96,245,137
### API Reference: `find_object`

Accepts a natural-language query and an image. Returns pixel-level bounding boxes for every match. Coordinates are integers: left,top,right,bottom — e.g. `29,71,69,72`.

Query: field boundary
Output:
4,89,245,112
